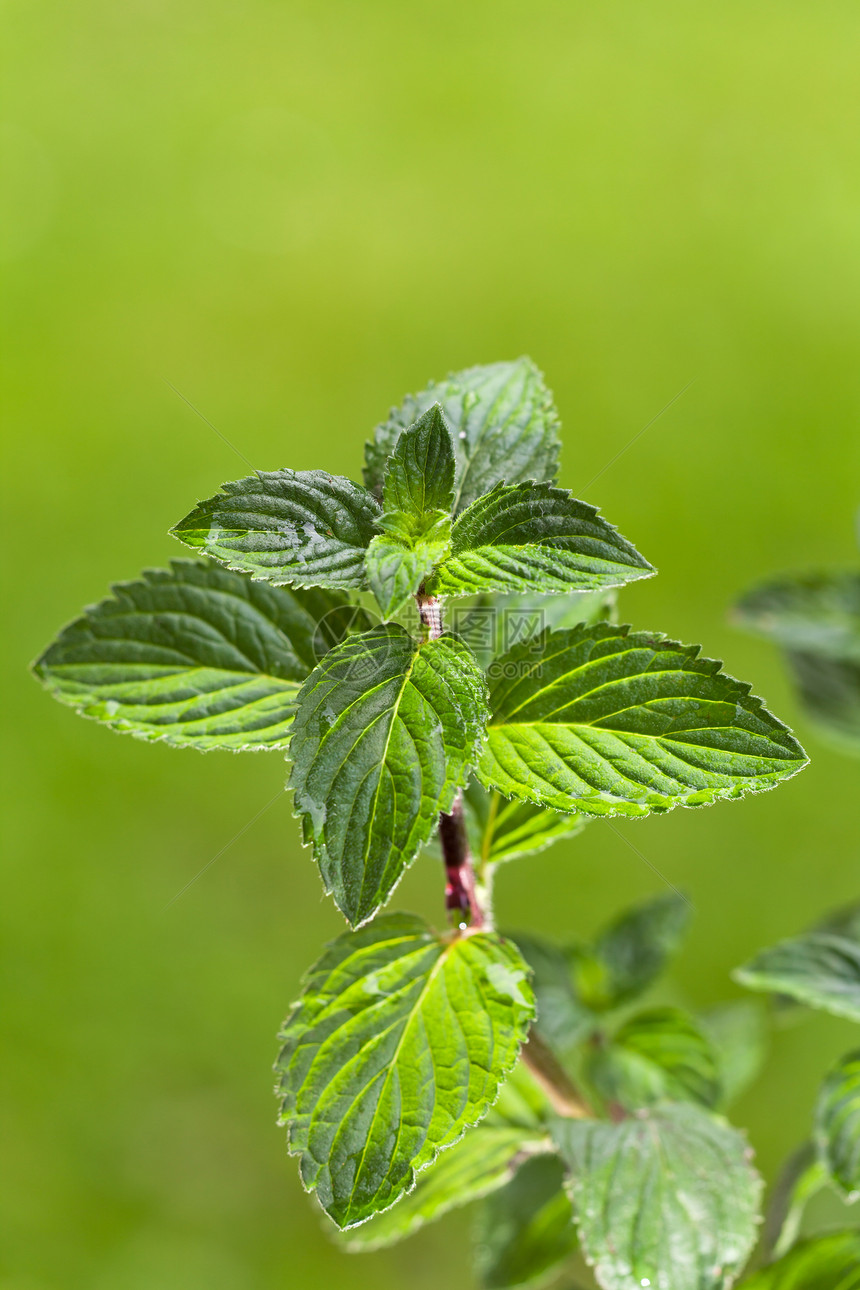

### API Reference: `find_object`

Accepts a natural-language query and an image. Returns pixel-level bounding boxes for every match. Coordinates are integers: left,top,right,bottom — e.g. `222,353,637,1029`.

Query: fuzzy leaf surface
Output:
364,357,562,512
171,469,381,589
341,1126,550,1251
365,510,451,618
275,914,535,1228
426,482,653,597
815,1049,860,1196
462,781,584,868
587,1007,722,1111
381,403,456,516
555,1103,762,1290
479,623,808,819
474,1153,576,1289
33,561,362,750
734,933,860,1022
740,1232,860,1288
289,625,488,925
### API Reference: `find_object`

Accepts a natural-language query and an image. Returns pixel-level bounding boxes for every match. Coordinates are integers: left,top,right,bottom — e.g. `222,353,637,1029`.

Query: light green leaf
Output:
364,357,562,514
474,1153,576,1288
734,572,860,662
365,510,452,618
32,561,364,751
573,892,692,1012
450,588,618,670
740,1232,860,1289
381,403,456,516
341,1126,551,1251
275,914,535,1228
425,482,653,597
479,623,808,819
171,468,381,589
555,1103,762,1290
699,1000,768,1107
734,933,860,1023
816,1050,860,1197
587,1007,722,1111
762,1144,829,1262
485,1060,556,1131
289,625,489,926
462,780,584,869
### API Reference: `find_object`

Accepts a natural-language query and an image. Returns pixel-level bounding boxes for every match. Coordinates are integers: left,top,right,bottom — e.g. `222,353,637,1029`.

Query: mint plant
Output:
35,358,815,1288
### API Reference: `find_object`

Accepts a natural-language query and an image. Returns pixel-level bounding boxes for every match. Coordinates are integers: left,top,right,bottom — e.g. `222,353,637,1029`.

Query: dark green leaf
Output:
475,1153,577,1288
171,469,381,589
364,357,562,513
365,509,451,618
699,1000,768,1107
816,1050,860,1197
761,1143,828,1262
781,649,860,754
462,780,584,869
341,1126,551,1251
740,1232,860,1288
510,934,595,1052
479,623,808,818
555,1103,762,1290
575,892,692,1011
275,914,535,1228
587,1007,722,1111
381,403,456,517
425,482,653,597
32,561,363,751
734,933,860,1022
289,625,489,925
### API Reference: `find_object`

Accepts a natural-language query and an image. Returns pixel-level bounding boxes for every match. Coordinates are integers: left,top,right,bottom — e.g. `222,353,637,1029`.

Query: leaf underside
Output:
33,561,362,750
171,468,381,589
426,481,653,597
734,933,860,1022
815,1049,860,1196
364,357,562,513
275,914,536,1229
555,1103,762,1290
289,625,489,926
479,623,808,819
461,780,584,868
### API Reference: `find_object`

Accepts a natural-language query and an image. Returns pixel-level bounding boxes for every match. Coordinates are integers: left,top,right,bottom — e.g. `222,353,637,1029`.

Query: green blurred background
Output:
4,2,860,1286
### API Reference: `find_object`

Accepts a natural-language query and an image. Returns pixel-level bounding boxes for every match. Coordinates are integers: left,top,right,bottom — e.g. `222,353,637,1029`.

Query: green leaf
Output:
450,588,617,670
289,625,489,926
734,933,860,1022
587,1007,722,1111
740,1232,860,1289
699,1000,768,1107
762,1144,829,1262
381,403,456,516
364,357,562,514
555,1103,762,1290
365,510,452,618
171,469,381,590
734,572,860,662
340,1126,550,1251
479,623,808,819
462,780,584,869
474,1153,577,1288
816,1050,860,1197
274,914,536,1228
511,933,595,1052
574,892,692,1012
32,561,364,751
425,482,653,597
781,650,860,755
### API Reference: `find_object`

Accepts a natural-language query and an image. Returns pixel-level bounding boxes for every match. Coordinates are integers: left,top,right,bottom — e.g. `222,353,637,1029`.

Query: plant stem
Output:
522,1029,593,1120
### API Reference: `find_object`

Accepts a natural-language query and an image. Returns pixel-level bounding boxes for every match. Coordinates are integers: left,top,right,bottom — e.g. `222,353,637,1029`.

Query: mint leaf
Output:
274,914,535,1228
381,403,456,516
32,561,362,751
341,1126,550,1251
510,933,595,1052
479,623,808,818
762,1143,828,1262
579,892,693,1011
734,933,860,1022
451,588,617,670
734,572,860,661
815,1050,860,1197
365,510,452,618
474,1153,576,1289
289,625,489,926
587,1007,722,1111
555,1103,762,1290
364,357,562,513
462,781,584,868
171,469,381,589
740,1232,860,1288
425,482,653,597
699,1001,768,1107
